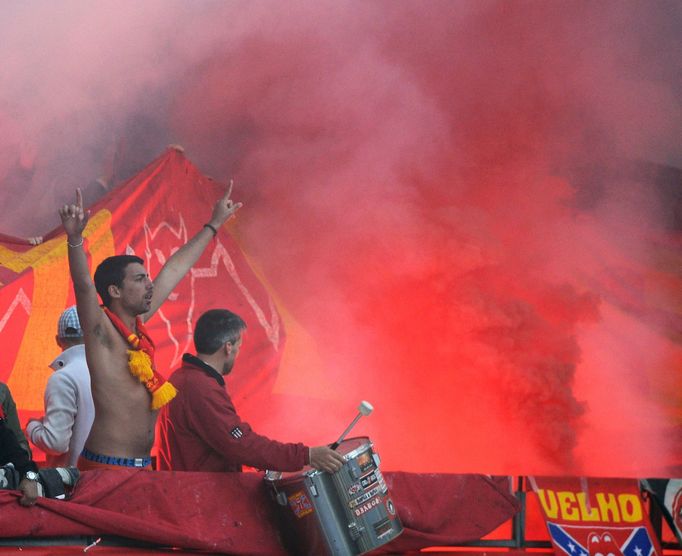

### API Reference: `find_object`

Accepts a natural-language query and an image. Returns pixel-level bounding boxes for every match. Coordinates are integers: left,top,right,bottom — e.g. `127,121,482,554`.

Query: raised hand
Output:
208,179,243,230
58,188,89,240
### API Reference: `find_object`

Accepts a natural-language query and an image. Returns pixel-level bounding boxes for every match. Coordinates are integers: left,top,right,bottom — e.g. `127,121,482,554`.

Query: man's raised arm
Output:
59,188,103,335
145,182,242,320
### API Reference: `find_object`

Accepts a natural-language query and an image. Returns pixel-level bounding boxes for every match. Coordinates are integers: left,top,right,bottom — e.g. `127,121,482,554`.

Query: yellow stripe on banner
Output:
0,238,65,272
7,241,70,408
87,209,115,274
6,209,115,410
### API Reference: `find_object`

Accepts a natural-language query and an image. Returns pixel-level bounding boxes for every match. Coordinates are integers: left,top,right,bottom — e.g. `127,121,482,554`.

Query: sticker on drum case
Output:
348,482,362,496
360,471,378,489
374,468,388,493
288,490,314,518
353,496,381,517
349,486,380,509
356,451,374,473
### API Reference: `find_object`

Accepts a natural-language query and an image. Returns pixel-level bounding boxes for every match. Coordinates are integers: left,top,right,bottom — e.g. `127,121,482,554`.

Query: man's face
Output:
222,335,242,376
117,262,154,315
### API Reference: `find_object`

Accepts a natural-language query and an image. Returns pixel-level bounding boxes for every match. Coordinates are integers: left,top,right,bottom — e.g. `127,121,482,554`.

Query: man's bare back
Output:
59,184,242,462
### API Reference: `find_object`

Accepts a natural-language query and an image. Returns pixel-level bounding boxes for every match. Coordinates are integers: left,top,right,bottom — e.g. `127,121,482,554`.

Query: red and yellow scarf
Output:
103,307,177,410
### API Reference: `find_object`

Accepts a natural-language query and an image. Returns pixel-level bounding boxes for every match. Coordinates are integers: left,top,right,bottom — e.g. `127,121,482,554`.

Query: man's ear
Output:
224,341,233,356
108,284,121,299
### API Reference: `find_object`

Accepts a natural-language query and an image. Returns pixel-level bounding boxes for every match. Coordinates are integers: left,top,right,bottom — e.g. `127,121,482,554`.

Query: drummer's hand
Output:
309,446,345,473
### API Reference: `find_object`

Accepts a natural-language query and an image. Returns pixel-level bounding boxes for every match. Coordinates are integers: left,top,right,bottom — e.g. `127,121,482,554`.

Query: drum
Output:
265,436,402,556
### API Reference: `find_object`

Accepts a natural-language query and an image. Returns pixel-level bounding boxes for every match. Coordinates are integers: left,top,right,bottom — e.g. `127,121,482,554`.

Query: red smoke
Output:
1,1,681,475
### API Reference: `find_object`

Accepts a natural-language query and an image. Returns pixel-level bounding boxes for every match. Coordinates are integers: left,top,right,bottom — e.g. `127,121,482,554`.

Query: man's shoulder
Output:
44,370,85,405
170,363,224,400
48,367,81,388
58,349,90,377
170,363,213,385
84,308,122,350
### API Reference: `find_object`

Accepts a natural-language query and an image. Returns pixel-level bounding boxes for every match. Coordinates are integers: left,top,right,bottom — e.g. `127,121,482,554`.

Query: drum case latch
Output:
347,521,365,540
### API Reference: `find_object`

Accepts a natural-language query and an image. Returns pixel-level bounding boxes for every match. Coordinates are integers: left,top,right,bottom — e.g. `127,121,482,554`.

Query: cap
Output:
58,306,83,338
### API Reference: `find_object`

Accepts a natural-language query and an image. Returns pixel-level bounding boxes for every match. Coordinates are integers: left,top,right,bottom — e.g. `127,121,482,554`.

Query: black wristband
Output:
203,223,218,237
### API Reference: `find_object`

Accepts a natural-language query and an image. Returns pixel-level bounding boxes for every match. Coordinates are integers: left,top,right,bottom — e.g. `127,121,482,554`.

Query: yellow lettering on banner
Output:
596,492,621,522
576,492,600,521
557,491,580,521
536,487,643,524
536,489,559,519
5,210,114,409
618,494,642,522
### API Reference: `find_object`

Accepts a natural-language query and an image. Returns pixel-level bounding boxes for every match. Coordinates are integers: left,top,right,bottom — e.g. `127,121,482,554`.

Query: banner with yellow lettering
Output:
530,477,662,556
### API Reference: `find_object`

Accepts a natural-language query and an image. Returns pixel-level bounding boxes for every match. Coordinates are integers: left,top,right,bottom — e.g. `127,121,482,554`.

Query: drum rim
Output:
263,436,374,483
339,436,373,460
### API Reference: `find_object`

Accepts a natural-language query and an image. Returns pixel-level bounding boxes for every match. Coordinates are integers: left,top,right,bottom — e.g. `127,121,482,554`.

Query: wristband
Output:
67,237,84,248
203,223,218,237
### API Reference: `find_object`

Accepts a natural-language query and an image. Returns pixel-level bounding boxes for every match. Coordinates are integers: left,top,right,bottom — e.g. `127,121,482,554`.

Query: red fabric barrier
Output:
0,470,519,554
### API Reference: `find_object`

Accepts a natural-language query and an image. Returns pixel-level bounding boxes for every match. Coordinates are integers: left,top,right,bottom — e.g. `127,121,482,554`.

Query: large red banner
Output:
0,148,284,424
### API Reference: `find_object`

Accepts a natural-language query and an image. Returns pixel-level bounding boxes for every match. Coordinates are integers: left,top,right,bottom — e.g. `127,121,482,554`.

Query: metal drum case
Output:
265,436,403,555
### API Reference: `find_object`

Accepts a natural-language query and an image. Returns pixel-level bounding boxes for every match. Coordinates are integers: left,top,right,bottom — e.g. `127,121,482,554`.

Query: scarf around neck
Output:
103,307,177,410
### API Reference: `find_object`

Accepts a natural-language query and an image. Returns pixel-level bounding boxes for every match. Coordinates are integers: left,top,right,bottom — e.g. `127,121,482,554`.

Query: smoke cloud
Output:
1,0,680,475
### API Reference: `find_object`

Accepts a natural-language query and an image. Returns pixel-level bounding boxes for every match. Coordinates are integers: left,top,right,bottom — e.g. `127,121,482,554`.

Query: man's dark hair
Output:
194,309,247,355
93,255,144,308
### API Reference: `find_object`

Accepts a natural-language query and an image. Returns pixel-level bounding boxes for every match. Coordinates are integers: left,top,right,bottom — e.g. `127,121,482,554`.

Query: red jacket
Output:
157,355,309,472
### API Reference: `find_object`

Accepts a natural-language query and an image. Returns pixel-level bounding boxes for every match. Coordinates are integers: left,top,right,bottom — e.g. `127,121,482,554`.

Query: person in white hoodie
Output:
26,306,94,467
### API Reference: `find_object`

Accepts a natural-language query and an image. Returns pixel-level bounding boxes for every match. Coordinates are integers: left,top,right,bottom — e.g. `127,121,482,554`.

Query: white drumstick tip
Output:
359,400,373,416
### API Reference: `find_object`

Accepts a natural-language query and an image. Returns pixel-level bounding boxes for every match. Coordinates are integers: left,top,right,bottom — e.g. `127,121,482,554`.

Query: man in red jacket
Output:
157,309,344,473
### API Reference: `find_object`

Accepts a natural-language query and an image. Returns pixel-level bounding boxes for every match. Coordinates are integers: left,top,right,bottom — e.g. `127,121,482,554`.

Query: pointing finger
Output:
225,178,234,201
76,188,83,211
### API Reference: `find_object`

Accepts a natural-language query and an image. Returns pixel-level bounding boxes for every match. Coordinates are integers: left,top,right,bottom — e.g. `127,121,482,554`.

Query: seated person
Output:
157,309,345,474
0,381,32,459
0,393,40,506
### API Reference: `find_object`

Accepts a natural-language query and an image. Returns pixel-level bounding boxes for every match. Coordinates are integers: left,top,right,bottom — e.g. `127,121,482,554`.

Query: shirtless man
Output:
59,186,241,469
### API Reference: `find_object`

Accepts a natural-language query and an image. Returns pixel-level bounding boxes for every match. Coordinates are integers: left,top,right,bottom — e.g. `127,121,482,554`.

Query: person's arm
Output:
59,189,107,339
0,420,39,506
0,421,36,475
188,384,343,472
144,183,242,321
1,384,32,459
26,373,77,455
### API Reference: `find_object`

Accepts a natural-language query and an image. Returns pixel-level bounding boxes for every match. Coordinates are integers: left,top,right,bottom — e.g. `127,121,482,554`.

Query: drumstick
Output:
330,400,374,450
